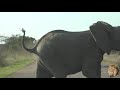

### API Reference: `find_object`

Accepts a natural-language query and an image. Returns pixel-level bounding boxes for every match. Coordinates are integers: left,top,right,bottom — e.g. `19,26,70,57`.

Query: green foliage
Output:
4,34,36,51
0,35,7,43
0,34,37,67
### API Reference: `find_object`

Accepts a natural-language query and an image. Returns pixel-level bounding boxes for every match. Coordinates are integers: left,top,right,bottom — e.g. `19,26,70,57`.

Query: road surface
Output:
7,61,120,78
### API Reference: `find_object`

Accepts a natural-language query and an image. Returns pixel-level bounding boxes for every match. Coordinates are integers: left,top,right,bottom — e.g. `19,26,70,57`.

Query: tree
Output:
0,34,36,67
4,34,36,51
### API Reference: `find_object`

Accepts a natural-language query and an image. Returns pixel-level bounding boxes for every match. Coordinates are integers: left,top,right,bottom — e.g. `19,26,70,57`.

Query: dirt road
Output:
7,62,37,78
7,61,120,78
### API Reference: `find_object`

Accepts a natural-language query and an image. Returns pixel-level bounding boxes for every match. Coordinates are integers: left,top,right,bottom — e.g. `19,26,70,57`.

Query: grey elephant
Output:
22,21,120,78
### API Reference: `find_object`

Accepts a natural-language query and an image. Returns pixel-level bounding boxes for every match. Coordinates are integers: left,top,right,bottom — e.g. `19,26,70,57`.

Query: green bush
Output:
0,34,36,67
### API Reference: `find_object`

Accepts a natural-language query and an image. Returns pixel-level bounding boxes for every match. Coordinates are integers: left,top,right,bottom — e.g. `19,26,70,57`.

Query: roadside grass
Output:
0,59,34,78
0,53,36,78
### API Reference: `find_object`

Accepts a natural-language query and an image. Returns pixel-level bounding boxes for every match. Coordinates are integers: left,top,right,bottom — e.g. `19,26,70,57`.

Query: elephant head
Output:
89,21,114,55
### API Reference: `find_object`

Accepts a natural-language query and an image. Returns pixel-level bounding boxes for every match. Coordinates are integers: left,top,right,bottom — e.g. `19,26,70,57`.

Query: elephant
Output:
21,21,120,78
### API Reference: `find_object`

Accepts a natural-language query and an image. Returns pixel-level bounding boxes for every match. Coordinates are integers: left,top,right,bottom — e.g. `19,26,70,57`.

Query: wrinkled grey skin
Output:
22,21,120,78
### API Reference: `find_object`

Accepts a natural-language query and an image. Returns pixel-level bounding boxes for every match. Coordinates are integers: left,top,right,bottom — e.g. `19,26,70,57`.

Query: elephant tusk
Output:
89,30,96,42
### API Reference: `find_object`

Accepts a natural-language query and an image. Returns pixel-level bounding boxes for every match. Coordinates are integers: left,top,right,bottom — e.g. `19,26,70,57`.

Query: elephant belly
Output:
37,32,90,75
38,42,83,75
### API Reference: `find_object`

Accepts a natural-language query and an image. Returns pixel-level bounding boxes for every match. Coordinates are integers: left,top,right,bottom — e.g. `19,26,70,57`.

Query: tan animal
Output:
108,64,119,78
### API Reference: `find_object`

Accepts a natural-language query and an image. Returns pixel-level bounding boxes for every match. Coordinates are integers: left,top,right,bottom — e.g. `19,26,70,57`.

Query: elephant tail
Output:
22,29,54,76
21,28,40,56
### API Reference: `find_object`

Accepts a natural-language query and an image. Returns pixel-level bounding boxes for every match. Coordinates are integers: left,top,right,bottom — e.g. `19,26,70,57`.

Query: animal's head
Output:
108,64,119,77
89,21,120,55
109,64,119,69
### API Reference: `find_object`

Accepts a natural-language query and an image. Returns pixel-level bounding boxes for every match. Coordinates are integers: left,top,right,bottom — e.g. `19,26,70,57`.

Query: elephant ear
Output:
89,21,113,55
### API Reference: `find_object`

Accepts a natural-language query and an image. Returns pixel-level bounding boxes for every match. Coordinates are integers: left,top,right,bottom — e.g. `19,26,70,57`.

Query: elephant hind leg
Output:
36,60,54,78
36,67,54,78
54,74,67,78
52,68,68,78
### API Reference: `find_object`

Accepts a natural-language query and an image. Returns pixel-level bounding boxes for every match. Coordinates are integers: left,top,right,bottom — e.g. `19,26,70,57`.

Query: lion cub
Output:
108,64,119,78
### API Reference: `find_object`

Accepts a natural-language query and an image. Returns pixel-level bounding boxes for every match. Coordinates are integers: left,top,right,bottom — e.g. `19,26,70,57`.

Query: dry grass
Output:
102,53,120,66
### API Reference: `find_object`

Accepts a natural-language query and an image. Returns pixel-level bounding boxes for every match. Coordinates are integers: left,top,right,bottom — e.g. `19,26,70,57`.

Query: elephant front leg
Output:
82,63,101,78
82,56,103,78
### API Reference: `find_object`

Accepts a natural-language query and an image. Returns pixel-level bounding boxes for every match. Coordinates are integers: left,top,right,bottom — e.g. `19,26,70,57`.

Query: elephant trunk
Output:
21,28,39,55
